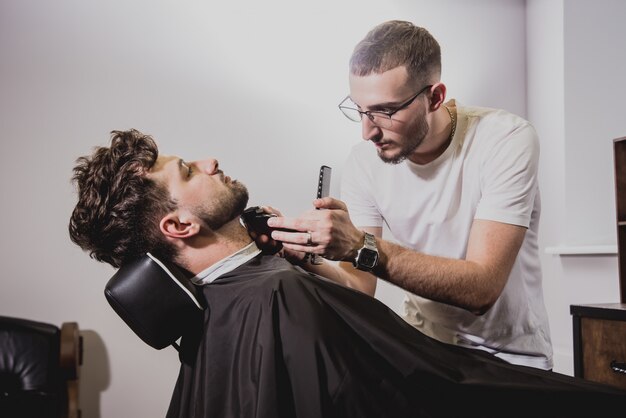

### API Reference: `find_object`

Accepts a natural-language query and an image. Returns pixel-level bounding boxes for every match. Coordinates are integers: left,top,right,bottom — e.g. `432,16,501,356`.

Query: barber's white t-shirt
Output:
341,100,553,370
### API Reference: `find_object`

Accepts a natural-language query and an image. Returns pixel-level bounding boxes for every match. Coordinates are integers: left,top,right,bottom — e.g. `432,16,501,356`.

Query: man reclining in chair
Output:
69,129,626,418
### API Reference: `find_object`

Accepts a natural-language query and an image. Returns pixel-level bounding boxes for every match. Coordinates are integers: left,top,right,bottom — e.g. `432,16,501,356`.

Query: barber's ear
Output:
429,82,447,111
159,212,200,239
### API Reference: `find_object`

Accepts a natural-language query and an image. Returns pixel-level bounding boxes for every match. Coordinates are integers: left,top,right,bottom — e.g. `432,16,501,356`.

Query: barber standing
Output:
268,20,552,370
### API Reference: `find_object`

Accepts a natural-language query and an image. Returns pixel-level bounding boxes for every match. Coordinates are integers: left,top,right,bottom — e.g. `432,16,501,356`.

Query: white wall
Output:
527,0,626,374
8,0,623,416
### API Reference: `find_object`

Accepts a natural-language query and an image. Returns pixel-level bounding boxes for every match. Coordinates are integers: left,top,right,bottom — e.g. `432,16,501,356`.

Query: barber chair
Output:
0,316,83,418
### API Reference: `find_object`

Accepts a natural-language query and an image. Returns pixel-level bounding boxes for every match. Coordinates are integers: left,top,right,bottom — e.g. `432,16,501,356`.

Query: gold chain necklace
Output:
443,104,457,142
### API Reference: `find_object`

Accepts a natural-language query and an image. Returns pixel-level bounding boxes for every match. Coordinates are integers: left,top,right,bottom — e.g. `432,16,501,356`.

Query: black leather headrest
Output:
104,253,204,350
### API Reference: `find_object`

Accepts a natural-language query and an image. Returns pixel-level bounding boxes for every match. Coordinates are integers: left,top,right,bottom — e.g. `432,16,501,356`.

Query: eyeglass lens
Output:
339,100,394,128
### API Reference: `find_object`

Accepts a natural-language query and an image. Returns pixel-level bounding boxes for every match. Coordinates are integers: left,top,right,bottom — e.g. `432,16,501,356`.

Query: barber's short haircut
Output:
69,129,177,268
350,20,441,86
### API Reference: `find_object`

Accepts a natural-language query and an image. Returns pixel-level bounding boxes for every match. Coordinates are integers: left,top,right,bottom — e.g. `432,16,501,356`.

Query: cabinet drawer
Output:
580,317,626,390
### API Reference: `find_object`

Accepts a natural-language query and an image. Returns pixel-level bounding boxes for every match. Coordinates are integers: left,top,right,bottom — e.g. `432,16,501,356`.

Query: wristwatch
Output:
353,231,379,272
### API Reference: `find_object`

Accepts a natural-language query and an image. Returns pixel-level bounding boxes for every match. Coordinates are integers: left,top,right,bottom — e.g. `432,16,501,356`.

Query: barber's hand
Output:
277,246,311,266
267,197,363,262
245,205,283,255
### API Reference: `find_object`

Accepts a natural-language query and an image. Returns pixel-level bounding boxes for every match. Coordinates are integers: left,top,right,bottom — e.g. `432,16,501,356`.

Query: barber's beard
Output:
379,108,429,165
195,181,249,231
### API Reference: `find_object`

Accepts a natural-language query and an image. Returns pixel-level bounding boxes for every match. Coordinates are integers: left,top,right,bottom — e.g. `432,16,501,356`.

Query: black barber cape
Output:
166,255,626,418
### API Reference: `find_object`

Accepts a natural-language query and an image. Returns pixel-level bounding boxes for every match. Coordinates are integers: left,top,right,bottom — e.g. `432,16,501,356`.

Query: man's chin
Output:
377,148,407,165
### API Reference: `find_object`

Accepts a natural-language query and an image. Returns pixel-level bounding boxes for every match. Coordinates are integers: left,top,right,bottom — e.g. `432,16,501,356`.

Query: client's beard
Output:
195,181,249,231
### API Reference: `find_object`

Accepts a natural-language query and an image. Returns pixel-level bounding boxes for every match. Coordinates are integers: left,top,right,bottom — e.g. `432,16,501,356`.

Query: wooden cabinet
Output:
570,303,626,390
569,137,626,390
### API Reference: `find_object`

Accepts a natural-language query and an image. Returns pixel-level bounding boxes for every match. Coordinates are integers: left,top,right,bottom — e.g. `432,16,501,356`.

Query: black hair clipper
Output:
241,206,277,236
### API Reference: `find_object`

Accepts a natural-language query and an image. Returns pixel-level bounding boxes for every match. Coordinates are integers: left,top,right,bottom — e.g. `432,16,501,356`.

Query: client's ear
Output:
160,212,200,239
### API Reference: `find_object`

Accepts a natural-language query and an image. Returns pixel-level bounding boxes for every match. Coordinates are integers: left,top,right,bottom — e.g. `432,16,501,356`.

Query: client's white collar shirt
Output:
191,241,261,285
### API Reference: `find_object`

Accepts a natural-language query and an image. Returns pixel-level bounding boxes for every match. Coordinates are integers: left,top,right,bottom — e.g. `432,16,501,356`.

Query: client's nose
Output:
195,158,219,175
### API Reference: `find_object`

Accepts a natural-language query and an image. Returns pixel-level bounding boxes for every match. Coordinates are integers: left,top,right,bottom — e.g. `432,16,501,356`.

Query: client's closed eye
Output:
181,160,193,178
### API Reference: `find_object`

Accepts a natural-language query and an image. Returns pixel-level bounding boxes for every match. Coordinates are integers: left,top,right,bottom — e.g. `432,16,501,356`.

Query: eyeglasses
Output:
338,84,432,128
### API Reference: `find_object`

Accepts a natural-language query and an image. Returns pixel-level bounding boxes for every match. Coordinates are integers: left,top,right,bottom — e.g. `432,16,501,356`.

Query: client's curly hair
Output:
69,129,177,268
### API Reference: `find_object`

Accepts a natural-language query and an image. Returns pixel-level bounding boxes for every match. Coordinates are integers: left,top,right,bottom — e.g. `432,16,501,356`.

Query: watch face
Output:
358,248,379,269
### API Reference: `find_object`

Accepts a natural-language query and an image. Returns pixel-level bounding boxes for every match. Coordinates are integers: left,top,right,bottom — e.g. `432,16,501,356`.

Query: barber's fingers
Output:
251,233,283,255
273,230,319,246
313,197,348,211
281,242,324,255
279,247,311,264
259,205,283,216
270,218,332,250
267,215,317,233
271,210,360,262
266,199,348,232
